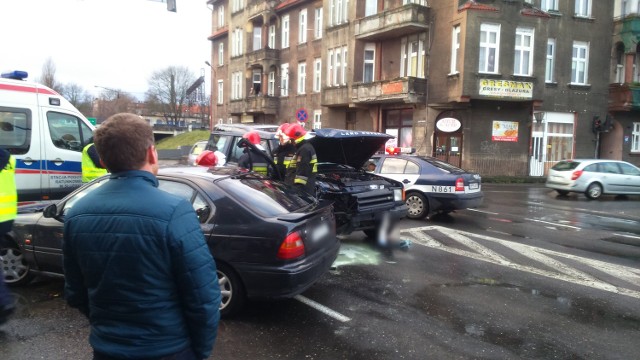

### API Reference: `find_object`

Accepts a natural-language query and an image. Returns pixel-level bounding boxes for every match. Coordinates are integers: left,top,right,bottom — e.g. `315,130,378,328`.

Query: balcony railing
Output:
609,83,640,111
244,95,280,115
351,77,427,104
321,86,350,106
354,4,430,41
246,48,280,67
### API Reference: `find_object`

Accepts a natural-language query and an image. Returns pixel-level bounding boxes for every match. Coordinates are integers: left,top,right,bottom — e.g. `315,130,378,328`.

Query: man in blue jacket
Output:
63,113,221,360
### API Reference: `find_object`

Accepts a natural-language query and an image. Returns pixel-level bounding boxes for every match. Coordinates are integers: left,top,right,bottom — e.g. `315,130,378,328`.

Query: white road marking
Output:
467,209,499,215
525,218,581,230
401,226,640,299
614,233,640,240
294,295,351,322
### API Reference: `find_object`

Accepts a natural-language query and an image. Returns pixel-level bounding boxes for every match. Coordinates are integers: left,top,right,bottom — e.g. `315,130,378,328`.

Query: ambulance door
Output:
378,157,420,190
0,106,43,202
41,110,93,200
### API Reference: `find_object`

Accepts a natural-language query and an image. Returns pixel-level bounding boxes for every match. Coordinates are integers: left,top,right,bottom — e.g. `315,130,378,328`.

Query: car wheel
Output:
406,192,429,219
585,183,602,200
0,240,33,286
216,262,246,318
556,190,569,196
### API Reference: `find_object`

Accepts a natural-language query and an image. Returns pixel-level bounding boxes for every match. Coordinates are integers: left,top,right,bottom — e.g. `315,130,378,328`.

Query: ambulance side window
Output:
0,107,31,155
47,112,91,152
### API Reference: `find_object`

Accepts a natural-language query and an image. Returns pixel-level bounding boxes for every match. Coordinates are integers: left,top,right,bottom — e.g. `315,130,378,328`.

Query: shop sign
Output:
436,117,461,132
479,79,533,99
492,121,519,142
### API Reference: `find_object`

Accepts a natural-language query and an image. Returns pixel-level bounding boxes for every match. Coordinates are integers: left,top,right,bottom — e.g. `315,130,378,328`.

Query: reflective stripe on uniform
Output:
0,155,17,222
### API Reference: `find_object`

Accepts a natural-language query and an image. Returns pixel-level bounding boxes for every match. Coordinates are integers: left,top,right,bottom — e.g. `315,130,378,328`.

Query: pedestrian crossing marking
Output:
401,226,640,299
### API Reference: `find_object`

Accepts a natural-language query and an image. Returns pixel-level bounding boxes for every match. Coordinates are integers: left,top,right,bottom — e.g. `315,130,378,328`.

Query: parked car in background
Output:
369,150,483,219
2,166,339,317
204,126,407,237
545,159,640,199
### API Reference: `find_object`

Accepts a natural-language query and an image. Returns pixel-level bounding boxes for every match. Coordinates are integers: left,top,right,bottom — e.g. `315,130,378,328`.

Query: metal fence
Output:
466,153,529,177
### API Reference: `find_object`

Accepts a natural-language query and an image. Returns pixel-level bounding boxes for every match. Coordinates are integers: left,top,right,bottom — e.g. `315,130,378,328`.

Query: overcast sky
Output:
0,0,211,99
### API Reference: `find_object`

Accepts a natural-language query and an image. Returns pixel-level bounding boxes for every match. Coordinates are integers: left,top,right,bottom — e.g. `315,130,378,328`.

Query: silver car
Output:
545,159,640,199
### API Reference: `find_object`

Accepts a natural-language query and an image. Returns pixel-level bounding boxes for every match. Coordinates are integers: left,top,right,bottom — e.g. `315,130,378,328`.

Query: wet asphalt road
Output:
1,183,639,359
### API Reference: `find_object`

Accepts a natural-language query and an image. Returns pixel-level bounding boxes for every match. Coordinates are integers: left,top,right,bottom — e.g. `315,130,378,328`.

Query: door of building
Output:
433,133,462,167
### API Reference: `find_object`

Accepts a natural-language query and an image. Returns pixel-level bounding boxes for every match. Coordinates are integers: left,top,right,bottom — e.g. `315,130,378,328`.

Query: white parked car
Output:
545,159,640,199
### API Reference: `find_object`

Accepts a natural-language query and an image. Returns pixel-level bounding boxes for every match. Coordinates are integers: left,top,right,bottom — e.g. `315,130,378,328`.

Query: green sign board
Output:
88,117,97,125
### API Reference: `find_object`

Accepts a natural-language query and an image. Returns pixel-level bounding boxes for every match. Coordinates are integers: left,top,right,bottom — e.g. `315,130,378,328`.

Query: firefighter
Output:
272,123,296,183
284,123,317,195
238,131,269,176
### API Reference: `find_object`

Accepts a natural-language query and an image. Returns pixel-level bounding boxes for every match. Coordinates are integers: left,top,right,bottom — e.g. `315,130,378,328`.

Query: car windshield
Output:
217,178,316,217
552,161,581,171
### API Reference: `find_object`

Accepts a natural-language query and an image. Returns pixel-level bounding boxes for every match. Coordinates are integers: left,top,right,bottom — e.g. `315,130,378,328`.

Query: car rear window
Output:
419,157,465,173
217,178,316,217
551,161,581,171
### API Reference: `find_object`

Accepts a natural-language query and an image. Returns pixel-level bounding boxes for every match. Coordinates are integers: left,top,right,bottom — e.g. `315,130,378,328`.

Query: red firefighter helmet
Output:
284,123,307,140
275,123,291,139
195,150,218,167
242,131,261,145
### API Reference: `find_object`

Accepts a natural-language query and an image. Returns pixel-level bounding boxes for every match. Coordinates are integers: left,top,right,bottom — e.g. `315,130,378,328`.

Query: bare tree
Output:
94,89,136,123
61,83,93,116
146,66,196,124
38,57,63,93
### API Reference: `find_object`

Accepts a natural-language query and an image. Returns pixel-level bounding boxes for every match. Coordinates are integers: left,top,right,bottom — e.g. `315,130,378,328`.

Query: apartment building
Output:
608,0,640,165
207,0,617,176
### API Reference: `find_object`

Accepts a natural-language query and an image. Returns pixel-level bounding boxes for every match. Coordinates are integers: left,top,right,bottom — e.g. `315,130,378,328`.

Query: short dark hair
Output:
94,113,154,173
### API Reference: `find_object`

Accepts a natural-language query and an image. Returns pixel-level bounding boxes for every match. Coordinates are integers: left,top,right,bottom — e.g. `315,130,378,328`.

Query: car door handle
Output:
402,179,411,184
52,158,64,166
22,157,34,166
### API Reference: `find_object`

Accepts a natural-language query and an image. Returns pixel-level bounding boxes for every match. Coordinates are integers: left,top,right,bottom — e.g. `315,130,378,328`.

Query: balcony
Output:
244,95,280,115
247,0,276,20
351,77,427,104
354,4,430,41
321,86,350,107
609,83,640,111
229,99,244,114
246,48,280,68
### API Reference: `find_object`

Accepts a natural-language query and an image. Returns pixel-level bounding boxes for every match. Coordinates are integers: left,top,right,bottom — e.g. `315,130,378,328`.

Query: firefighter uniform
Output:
273,142,296,183
292,138,317,195
238,148,270,176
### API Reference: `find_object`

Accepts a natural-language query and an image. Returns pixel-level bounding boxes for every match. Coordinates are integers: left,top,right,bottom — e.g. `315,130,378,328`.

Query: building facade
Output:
207,0,631,176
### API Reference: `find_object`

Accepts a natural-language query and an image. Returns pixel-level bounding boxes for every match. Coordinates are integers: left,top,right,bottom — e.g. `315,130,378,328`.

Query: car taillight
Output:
455,178,465,192
571,170,583,180
277,231,305,260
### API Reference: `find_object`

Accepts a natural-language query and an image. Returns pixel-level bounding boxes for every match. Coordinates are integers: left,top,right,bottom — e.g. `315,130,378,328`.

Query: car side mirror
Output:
43,204,59,219
195,206,211,223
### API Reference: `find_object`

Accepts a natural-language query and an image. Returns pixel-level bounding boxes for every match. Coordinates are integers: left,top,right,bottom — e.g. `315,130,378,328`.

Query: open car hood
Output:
309,129,393,169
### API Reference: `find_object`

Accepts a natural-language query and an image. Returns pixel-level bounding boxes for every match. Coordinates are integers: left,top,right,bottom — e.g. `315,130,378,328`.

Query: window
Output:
268,25,276,48
365,0,376,16
545,38,555,83
232,0,243,13
401,34,426,78
403,0,425,5
299,9,307,44
282,15,290,49
253,26,262,51
281,63,289,96
313,110,322,129
298,62,306,94
632,122,640,152
314,8,323,39
268,71,275,96
329,0,348,26
217,5,225,27
450,25,460,74
479,23,500,73
232,28,243,57
335,49,341,85
0,109,30,155
47,112,92,152
571,41,589,85
514,27,534,76
217,80,224,104
616,43,625,83
363,43,375,83
541,0,558,11
327,49,334,86
252,70,261,95
342,46,348,85
313,58,322,92
231,72,242,100
575,0,591,17
218,43,224,66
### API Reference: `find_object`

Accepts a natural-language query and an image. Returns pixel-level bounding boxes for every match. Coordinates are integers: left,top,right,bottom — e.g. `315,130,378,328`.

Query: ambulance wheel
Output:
406,192,429,219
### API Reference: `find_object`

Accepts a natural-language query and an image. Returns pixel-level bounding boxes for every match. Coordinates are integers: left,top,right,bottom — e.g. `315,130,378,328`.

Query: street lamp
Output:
533,111,545,124
204,61,215,130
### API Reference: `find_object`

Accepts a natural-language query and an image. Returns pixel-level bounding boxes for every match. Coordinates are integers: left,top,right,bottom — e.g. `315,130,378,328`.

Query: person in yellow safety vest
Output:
82,142,108,183
0,148,17,325
284,123,317,195
272,123,296,183
237,131,270,176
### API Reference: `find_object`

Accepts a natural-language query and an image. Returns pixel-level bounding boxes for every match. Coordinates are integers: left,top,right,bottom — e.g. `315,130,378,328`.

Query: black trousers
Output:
93,347,199,360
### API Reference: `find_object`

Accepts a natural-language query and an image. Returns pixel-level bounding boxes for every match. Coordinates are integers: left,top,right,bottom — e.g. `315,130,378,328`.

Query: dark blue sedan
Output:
369,153,483,219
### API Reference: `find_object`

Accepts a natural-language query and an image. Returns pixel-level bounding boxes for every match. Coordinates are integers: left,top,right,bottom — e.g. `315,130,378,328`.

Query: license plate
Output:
312,222,330,241
469,183,479,190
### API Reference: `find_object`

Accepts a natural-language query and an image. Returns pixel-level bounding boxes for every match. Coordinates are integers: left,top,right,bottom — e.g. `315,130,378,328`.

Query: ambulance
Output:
0,70,95,202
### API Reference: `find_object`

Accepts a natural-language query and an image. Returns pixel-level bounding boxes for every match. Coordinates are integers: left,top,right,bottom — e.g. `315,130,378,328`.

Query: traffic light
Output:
592,115,602,134
603,114,614,132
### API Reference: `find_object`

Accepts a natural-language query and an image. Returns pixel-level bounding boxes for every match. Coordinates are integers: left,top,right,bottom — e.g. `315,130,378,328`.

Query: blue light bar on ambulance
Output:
1,71,29,80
